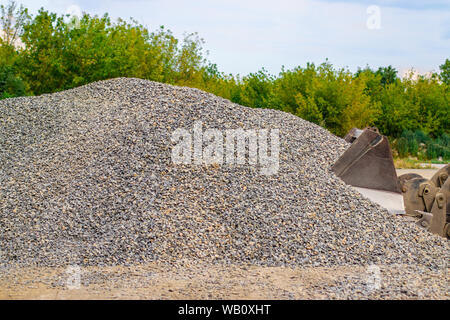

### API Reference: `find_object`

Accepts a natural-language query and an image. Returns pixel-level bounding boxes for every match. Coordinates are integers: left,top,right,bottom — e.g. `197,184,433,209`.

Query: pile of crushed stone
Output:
0,78,448,269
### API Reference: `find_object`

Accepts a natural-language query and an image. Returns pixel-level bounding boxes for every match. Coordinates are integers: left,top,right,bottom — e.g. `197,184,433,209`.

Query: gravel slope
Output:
0,78,448,271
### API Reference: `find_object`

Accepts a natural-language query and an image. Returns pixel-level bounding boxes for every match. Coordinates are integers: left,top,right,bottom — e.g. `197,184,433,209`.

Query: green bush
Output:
401,130,414,141
400,130,418,155
396,130,450,160
396,137,409,158
424,136,450,160
426,143,439,160
434,134,450,160
439,133,450,147
413,130,431,145
407,139,419,155
0,65,25,99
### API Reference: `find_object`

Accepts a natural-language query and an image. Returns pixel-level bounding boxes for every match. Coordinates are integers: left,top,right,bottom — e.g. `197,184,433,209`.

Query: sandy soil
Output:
396,169,439,180
0,262,448,300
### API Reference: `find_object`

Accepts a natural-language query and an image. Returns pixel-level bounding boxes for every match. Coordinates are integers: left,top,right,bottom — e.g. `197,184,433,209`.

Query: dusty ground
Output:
0,261,448,300
396,168,439,180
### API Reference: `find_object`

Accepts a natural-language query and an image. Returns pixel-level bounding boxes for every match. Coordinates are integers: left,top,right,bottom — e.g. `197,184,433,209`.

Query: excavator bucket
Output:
430,164,450,188
401,177,438,216
335,128,449,239
416,175,450,239
332,128,401,193
401,164,450,217
343,128,363,143
398,173,423,190
343,127,379,143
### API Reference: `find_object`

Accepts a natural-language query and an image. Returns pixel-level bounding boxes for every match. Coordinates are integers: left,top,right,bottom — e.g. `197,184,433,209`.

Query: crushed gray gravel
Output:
0,78,448,272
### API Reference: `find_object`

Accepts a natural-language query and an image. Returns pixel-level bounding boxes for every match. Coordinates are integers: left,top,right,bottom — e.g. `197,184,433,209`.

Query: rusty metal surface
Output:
401,178,438,217
332,129,400,193
397,173,423,190
415,211,433,229
429,164,450,188
414,178,449,238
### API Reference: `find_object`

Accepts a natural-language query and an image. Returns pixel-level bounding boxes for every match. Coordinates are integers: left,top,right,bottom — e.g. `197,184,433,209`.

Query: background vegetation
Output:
1,1,449,160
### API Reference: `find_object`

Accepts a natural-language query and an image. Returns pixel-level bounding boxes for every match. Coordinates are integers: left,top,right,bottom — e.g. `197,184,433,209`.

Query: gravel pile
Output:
0,78,448,269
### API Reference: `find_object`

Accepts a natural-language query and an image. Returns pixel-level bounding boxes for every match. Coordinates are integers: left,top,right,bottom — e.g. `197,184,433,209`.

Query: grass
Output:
393,158,434,169
430,159,448,164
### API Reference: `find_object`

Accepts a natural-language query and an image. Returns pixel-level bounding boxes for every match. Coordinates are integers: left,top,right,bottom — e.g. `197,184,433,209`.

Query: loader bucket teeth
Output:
415,211,433,229
430,164,450,188
332,128,400,193
415,178,450,239
402,178,436,216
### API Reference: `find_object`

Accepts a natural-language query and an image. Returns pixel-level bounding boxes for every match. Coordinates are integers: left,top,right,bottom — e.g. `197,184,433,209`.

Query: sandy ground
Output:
0,262,448,300
396,169,438,180
0,263,346,300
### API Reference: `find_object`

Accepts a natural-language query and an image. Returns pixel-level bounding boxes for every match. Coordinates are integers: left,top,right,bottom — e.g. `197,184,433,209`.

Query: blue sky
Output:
9,0,450,76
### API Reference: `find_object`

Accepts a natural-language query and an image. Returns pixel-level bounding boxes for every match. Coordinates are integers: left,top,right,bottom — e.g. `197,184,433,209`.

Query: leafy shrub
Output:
407,139,419,155
396,130,449,160
426,143,439,160
439,133,450,147
396,137,409,158
413,130,431,144
0,65,25,99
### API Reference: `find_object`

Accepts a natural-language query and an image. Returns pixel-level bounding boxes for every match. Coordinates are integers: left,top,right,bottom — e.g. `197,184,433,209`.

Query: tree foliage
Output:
0,1,448,158
440,59,450,85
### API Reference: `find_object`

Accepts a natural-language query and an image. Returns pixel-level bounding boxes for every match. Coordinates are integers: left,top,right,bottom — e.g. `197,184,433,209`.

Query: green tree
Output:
19,9,67,94
1,2,448,158
375,65,398,86
240,68,275,109
174,32,205,85
295,92,322,124
0,64,25,98
439,58,450,85
0,1,29,47
0,1,29,98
